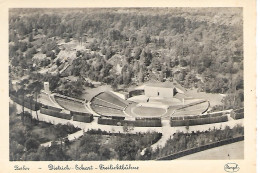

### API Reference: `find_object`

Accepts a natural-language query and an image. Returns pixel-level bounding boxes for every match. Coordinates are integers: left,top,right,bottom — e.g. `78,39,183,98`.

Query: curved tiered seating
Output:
90,92,128,117
39,92,62,108
91,104,126,117
91,97,123,110
54,95,89,113
174,100,209,116
95,92,127,108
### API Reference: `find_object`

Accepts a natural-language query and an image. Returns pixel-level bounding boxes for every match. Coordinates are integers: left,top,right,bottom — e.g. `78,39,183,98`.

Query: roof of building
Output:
136,80,185,93
144,81,177,89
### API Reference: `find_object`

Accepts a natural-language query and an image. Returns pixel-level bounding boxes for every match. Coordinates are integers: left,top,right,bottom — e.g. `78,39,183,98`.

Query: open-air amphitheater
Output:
10,82,244,129
10,81,244,151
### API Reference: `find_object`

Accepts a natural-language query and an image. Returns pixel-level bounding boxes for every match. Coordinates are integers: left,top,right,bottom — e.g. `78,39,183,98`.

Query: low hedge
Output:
135,118,162,127
73,114,93,123
40,108,71,120
234,108,244,113
98,118,124,126
97,117,162,127
171,112,225,121
111,116,125,120
134,120,161,127
41,105,63,112
97,118,134,126
171,115,228,127
70,111,92,116
231,112,244,120
171,116,184,120
129,89,145,97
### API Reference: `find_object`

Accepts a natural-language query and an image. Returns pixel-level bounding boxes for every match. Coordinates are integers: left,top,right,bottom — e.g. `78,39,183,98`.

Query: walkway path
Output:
150,120,172,150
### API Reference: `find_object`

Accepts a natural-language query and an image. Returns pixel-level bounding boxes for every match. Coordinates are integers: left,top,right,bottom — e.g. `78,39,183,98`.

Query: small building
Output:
44,82,50,94
144,82,184,98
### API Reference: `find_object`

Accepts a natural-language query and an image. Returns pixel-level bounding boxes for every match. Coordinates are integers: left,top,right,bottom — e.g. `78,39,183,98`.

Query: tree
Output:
17,79,30,125
101,47,106,55
141,147,152,160
179,59,188,67
152,58,161,71
65,37,70,43
19,42,28,52
25,138,40,151
105,47,113,60
28,34,33,42
27,80,43,121
124,123,135,133
185,125,190,132
137,33,151,45
122,70,131,85
138,70,145,83
140,49,153,66
53,124,68,152
99,147,111,160
111,81,118,91
115,137,138,160
28,95,33,124
46,51,56,60
133,47,142,60
109,29,122,41
85,152,100,161
124,47,131,57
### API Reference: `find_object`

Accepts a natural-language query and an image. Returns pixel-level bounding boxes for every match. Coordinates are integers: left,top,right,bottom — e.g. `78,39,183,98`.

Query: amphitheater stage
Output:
136,102,169,109
132,103,168,117
89,91,210,119
127,95,183,106
124,102,174,118
126,95,210,118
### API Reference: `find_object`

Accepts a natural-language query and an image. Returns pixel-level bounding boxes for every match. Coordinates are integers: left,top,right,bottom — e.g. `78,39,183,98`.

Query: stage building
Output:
144,82,184,98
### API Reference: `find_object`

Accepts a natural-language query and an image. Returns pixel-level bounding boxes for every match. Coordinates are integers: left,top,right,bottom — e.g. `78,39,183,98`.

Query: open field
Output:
177,141,244,160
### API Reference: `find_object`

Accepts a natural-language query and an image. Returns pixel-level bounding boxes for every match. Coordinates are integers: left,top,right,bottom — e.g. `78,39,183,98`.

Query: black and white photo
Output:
9,7,245,161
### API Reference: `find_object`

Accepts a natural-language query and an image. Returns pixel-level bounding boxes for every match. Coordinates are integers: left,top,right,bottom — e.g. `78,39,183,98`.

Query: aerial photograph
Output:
9,8,244,161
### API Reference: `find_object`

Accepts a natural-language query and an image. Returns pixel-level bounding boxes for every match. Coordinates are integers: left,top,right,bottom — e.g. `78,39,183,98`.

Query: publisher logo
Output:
224,163,240,172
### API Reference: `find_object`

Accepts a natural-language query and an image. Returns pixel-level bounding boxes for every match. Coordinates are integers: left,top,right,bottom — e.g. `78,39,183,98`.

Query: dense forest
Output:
9,8,243,109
